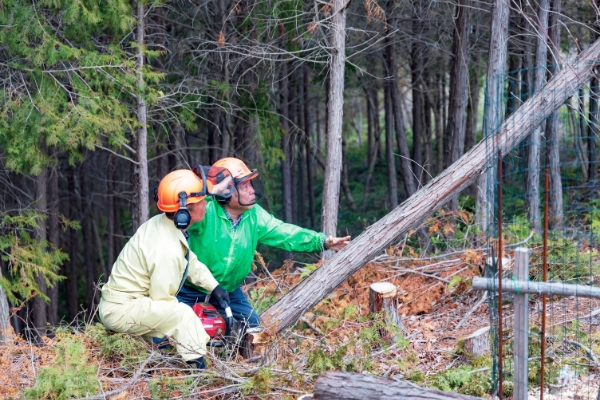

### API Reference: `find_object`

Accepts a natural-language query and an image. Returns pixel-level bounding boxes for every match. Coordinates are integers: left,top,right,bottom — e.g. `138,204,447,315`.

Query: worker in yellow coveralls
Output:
98,169,231,370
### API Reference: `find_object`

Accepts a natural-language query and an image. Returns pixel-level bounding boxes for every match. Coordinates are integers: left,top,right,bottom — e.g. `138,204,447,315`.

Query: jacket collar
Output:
160,213,189,249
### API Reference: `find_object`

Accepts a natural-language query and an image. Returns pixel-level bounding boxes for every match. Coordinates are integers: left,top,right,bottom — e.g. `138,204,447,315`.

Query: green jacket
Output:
186,198,327,292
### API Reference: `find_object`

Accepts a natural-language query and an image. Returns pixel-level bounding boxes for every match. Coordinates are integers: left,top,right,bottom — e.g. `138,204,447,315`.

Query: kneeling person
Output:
99,170,230,369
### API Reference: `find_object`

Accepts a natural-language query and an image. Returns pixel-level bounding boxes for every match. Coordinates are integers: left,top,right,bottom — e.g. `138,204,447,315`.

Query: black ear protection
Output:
173,191,191,230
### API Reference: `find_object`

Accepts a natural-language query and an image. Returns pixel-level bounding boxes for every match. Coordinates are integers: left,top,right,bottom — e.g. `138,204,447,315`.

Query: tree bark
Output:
321,0,346,258
80,162,97,312
280,62,293,225
341,138,357,211
67,167,79,320
526,0,549,233
435,74,444,175
47,165,60,327
261,37,600,333
107,156,116,272
363,80,381,204
444,0,471,211
312,371,484,400
133,2,149,232
33,167,48,334
384,83,399,209
304,66,316,229
589,74,598,189
0,266,10,345
475,0,509,236
388,29,417,197
545,0,563,229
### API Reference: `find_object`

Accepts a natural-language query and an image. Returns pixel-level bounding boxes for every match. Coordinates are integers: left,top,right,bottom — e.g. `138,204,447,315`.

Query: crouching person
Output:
98,169,230,370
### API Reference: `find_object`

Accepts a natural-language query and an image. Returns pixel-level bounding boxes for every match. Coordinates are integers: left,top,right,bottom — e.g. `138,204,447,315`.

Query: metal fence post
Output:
514,247,530,400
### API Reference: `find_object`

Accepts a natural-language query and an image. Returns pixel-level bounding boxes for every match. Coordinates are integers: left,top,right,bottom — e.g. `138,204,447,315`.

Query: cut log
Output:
462,326,490,357
261,38,600,333
369,282,403,332
312,371,484,399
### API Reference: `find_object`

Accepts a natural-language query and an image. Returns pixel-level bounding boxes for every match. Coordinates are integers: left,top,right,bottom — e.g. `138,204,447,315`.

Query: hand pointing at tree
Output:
324,236,351,252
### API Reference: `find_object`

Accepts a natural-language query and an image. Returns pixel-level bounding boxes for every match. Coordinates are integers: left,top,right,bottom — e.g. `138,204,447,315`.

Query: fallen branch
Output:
456,292,488,329
567,341,600,367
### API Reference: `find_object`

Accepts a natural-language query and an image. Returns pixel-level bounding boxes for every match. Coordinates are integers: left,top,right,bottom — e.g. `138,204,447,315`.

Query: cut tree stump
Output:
462,326,490,357
261,37,600,334
369,282,403,332
312,371,484,399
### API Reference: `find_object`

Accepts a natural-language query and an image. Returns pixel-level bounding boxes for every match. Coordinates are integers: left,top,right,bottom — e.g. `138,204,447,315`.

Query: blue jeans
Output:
177,284,261,328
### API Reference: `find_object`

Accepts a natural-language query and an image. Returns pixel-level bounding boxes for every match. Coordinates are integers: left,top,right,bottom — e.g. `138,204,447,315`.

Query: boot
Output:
186,356,206,370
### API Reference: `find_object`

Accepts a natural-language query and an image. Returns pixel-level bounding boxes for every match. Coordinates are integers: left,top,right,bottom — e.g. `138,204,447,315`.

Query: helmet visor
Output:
193,164,234,199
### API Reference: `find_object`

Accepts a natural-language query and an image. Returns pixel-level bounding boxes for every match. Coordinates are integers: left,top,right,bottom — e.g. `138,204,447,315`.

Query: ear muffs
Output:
173,191,191,230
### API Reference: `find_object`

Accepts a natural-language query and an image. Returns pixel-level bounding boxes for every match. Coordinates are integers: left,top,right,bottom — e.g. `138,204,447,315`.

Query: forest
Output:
1,0,600,398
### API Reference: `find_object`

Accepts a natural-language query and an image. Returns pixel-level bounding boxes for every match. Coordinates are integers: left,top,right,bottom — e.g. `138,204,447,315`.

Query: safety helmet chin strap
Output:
234,179,256,207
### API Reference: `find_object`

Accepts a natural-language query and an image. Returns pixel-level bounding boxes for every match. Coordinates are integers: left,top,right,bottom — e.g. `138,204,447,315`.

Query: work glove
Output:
211,285,231,310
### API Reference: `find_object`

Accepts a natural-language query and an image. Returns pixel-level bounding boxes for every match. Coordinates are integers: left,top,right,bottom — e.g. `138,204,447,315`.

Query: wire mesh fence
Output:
482,67,600,399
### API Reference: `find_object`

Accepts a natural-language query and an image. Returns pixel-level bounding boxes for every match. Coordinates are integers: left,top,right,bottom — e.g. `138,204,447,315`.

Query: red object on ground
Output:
191,303,227,339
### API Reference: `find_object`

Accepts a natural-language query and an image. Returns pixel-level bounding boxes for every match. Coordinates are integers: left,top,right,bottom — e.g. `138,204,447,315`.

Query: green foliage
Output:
241,367,274,395
0,0,164,175
306,343,350,374
149,377,193,400
530,234,599,282
24,329,100,399
0,211,67,305
87,323,149,369
428,363,493,397
505,214,535,243
248,286,278,314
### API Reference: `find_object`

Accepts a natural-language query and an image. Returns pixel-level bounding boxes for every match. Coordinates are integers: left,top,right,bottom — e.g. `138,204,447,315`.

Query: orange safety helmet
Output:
155,170,208,213
212,157,258,183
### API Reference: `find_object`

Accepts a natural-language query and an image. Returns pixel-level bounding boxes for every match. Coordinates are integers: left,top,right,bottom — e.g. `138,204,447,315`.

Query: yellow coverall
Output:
99,213,219,361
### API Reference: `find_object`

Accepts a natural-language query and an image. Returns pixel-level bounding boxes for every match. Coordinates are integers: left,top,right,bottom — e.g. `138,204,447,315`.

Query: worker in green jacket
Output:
177,157,350,329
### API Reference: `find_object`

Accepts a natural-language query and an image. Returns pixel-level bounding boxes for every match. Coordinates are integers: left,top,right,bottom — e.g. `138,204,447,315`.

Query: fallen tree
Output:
311,371,483,399
261,37,600,333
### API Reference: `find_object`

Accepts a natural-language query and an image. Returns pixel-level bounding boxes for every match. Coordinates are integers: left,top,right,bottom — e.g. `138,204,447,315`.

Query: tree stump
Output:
240,329,264,360
369,282,403,332
462,326,490,357
312,371,484,399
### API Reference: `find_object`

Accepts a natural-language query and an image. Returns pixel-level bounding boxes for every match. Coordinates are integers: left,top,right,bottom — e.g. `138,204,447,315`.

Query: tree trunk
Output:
280,62,293,225
411,10,424,180
47,165,60,327
67,167,80,320
79,163,97,312
133,2,149,232
341,138,358,211
312,371,483,400
107,156,116,272
545,0,563,229
423,65,433,185
475,0,509,236
0,266,10,345
526,0,549,233
387,14,417,197
444,0,471,211
261,37,600,333
363,81,381,204
384,83,399,209
33,167,48,334
304,66,316,229
589,74,598,189
321,0,346,258
435,74,444,175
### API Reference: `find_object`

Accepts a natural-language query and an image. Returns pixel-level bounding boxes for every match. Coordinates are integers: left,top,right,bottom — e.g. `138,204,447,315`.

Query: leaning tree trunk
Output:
312,371,483,400
261,37,600,333
475,0,509,237
526,0,549,233
545,0,563,229
321,0,346,258
133,2,149,232
444,0,471,211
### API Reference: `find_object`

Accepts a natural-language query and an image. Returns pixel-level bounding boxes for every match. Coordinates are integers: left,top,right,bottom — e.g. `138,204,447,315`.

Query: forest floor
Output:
1,245,599,399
